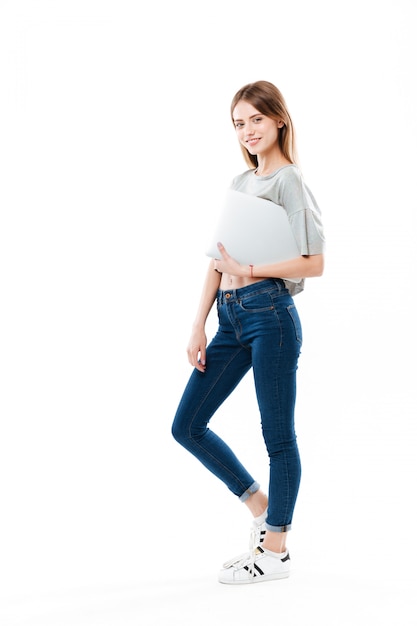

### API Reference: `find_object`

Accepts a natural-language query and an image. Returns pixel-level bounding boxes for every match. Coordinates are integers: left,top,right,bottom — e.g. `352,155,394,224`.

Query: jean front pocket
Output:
238,292,275,313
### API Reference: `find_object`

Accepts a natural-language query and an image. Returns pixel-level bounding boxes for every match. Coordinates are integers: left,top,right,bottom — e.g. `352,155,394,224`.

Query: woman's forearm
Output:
192,259,222,329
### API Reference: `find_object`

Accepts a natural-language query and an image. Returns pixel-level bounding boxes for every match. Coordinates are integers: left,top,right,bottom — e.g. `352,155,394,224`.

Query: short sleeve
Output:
279,168,325,256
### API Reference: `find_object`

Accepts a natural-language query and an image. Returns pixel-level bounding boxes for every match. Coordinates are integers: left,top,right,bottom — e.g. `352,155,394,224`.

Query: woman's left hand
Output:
213,242,244,276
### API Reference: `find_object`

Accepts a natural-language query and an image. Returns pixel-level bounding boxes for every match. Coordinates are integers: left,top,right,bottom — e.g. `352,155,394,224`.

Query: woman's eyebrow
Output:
233,113,262,122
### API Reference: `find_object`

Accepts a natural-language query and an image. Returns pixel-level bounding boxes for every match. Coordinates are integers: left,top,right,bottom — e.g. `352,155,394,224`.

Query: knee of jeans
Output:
171,418,186,444
264,436,298,457
171,418,195,445
172,417,205,446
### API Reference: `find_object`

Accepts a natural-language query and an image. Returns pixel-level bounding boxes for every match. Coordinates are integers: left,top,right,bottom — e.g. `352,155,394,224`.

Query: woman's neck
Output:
254,155,292,177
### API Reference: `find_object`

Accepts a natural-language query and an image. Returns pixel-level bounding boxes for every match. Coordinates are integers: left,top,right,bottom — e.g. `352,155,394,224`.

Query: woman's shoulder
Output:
230,165,306,198
274,164,303,183
231,168,254,185
258,165,305,195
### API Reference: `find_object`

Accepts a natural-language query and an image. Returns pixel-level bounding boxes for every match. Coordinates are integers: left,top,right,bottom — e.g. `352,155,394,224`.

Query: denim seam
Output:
186,346,252,496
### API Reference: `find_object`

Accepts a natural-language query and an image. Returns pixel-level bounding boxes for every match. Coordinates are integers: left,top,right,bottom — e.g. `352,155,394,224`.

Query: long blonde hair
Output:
230,80,298,169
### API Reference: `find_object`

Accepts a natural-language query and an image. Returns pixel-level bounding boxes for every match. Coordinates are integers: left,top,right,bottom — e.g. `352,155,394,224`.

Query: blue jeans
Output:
172,279,302,532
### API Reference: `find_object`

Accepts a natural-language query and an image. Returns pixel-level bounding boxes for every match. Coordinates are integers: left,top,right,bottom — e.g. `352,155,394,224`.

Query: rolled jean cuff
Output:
239,481,260,503
265,523,292,533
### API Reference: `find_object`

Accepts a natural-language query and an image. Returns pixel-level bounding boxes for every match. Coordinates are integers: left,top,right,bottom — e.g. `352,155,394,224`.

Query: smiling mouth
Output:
246,138,260,145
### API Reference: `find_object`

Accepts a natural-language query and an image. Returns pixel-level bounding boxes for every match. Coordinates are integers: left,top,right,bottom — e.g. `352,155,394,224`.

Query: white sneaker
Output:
219,546,290,585
222,514,266,569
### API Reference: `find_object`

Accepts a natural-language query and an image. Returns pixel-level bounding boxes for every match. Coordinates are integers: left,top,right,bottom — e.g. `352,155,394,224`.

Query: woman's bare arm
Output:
187,259,221,372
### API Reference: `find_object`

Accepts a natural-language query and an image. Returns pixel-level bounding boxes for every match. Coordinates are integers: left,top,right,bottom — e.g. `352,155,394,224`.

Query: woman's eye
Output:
235,122,244,128
254,117,263,123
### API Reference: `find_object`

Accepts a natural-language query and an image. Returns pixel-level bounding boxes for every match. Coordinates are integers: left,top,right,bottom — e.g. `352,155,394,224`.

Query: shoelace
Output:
222,524,259,571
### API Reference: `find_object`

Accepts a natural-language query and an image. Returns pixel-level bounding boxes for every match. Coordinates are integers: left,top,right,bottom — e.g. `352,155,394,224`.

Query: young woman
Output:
172,80,325,584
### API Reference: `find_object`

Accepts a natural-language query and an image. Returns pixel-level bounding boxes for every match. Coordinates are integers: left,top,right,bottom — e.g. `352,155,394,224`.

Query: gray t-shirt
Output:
231,164,325,295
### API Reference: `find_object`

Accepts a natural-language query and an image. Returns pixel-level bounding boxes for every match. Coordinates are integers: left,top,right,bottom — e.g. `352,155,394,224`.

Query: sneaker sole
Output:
218,571,290,585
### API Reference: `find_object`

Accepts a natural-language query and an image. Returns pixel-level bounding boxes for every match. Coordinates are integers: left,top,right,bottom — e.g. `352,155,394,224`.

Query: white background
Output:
1,0,416,624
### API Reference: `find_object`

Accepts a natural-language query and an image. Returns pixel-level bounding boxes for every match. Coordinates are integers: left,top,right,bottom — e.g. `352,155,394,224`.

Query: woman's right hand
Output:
187,327,207,372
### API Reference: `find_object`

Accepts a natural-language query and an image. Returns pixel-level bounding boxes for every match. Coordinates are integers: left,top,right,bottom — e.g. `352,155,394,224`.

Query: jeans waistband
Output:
217,278,285,305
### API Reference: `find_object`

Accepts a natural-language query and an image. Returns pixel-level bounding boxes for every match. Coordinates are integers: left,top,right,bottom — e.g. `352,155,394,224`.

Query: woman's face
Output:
232,100,284,158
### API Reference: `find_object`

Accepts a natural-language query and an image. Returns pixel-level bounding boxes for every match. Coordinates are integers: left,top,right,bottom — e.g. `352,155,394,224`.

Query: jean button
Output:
225,293,231,299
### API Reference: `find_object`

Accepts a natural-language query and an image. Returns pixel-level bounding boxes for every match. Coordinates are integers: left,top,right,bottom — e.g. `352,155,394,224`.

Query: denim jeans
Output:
172,279,302,532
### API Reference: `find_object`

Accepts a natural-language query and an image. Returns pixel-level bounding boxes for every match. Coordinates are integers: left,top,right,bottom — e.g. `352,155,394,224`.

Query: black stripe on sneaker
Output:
254,563,264,576
281,552,290,563
243,563,265,577
243,565,254,576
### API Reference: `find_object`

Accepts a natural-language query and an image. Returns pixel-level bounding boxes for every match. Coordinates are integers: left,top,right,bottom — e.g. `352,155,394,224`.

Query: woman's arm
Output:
214,242,324,279
187,259,221,372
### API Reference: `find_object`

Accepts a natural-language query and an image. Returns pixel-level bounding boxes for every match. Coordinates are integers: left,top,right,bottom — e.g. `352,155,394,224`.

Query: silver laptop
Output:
206,189,301,282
